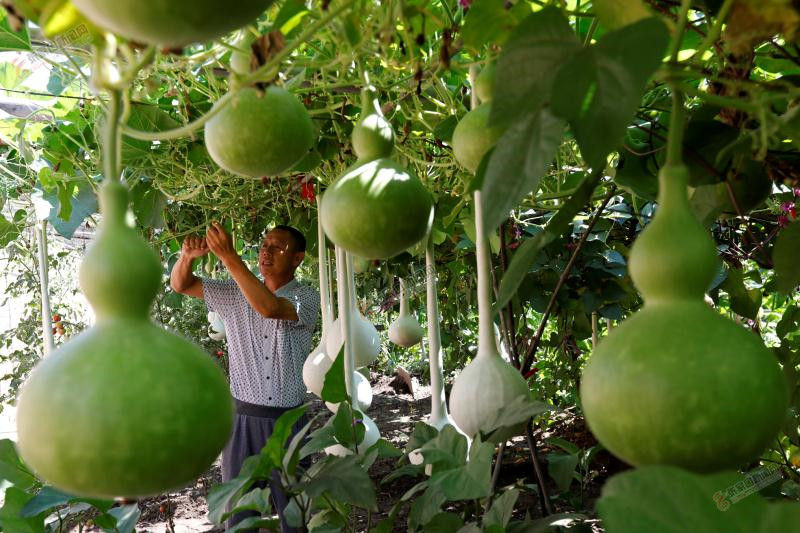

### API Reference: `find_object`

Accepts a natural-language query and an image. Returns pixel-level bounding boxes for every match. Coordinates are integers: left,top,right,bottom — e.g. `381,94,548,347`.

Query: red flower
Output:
216,351,224,357
301,182,315,202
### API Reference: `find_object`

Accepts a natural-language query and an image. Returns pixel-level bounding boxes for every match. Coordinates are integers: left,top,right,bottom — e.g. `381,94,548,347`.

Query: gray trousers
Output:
222,400,308,533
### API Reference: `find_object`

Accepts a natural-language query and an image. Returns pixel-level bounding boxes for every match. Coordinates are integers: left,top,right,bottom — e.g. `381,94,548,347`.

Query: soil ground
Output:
72,373,627,532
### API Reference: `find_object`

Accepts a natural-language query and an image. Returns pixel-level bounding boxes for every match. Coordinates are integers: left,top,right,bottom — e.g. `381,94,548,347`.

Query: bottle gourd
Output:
321,86,433,259
580,164,788,473
449,191,531,438
388,278,424,348
16,182,234,498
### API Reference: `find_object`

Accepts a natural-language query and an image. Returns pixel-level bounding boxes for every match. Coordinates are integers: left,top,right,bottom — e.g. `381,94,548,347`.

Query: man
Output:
170,222,319,532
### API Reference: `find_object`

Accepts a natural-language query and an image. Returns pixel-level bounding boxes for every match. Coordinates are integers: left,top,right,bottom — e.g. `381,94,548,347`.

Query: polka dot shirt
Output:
202,278,319,407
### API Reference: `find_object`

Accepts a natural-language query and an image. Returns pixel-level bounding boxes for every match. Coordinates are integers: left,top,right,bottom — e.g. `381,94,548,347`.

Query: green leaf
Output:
321,345,347,404
297,455,377,511
0,439,37,489
104,504,139,533
0,9,31,51
490,6,581,128
419,424,469,471
20,487,75,517
260,404,308,467
507,513,588,532
122,105,180,162
0,213,21,247
597,465,795,532
424,511,465,533
774,221,800,294
228,516,281,533
231,487,271,516
554,17,670,169
484,489,519,528
496,170,603,310
480,395,553,441
461,0,528,51
207,455,263,525
130,179,166,229
547,452,579,492
720,268,761,319
0,487,45,533
428,438,494,500
404,421,439,454
433,116,458,143
409,484,447,532
481,106,565,232
776,305,800,340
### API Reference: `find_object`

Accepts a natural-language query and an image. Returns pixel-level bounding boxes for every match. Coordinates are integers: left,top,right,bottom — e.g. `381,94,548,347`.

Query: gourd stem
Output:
665,86,686,167
103,89,123,183
334,246,356,407
316,195,332,332
474,190,496,357
37,220,54,356
398,278,409,317
426,235,447,422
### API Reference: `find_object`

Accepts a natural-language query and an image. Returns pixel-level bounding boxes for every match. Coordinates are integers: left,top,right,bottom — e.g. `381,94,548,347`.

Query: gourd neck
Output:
426,236,448,421
316,195,332,332
474,191,499,359
398,278,409,317
99,181,131,228
656,164,690,213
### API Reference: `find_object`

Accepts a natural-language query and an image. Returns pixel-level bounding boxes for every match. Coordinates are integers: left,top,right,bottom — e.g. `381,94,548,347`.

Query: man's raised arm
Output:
169,236,208,299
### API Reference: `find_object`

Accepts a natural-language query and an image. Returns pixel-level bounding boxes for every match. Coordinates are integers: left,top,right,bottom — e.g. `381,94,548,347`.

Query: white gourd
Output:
388,278,424,347
448,190,531,438
325,247,381,456
325,253,380,367
325,370,373,413
207,311,226,341
303,197,335,396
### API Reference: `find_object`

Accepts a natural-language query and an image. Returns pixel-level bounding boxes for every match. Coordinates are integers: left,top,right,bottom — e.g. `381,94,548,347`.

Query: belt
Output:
234,398,302,419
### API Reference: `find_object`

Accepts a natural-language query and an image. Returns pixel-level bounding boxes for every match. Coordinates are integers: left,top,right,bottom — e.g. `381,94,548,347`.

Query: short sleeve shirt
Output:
203,278,319,407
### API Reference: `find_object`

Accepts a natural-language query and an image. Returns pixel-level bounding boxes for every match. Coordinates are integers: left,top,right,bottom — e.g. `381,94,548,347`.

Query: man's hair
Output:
272,225,307,252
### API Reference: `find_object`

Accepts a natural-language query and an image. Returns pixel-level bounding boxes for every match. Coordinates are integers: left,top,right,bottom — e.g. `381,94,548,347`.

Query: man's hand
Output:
206,222,237,262
181,235,209,259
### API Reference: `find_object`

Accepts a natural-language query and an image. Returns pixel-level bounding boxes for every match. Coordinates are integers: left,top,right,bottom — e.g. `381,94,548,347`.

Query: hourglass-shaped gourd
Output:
16,182,234,498
580,165,788,473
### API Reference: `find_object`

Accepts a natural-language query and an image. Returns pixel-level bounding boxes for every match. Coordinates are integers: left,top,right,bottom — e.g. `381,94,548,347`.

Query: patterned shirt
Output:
202,278,319,407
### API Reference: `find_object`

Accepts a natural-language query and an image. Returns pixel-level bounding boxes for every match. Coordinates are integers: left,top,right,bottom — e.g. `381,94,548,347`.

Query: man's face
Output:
258,229,304,278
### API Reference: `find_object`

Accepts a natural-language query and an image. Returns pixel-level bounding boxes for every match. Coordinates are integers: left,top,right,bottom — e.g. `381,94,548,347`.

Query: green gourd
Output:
204,86,314,178
71,0,273,47
580,164,788,472
16,181,234,498
321,88,433,259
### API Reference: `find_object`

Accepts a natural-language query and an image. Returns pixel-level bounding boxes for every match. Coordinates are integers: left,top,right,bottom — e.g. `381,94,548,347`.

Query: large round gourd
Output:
580,165,787,473
321,158,433,259
205,86,314,178
16,182,234,498
71,0,273,47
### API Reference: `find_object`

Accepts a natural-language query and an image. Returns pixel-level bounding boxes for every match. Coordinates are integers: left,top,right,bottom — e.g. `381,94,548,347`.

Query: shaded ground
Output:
75,373,627,532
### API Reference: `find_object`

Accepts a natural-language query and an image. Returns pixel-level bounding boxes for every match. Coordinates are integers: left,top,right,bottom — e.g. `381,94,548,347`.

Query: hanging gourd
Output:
71,0,274,47
325,248,380,367
580,92,788,473
204,84,314,178
448,191,531,438
208,311,227,341
303,196,334,397
321,84,434,259
388,278,424,348
16,181,234,498
325,247,380,456
451,63,503,174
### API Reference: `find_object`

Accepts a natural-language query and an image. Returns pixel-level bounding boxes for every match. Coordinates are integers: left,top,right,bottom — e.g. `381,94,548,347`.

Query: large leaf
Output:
260,404,308,466
461,0,529,52
480,395,553,439
774,221,800,294
490,7,581,128
0,9,31,51
104,504,139,533
483,489,519,529
552,17,670,169
297,455,377,510
0,487,45,533
547,452,579,492
320,345,347,404
0,210,23,247
597,465,798,532
480,106,566,232
207,455,264,525
130,178,166,229
122,105,180,162
428,438,494,500
0,439,37,489
719,267,761,319
42,179,98,239
496,170,604,310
